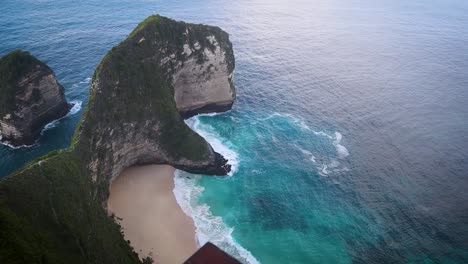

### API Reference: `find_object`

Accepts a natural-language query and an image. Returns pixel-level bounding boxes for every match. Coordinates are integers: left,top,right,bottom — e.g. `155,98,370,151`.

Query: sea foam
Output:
185,115,239,175
42,100,82,132
174,115,259,264
333,132,350,159
78,77,92,84
0,136,35,149
284,113,350,176
1,100,82,149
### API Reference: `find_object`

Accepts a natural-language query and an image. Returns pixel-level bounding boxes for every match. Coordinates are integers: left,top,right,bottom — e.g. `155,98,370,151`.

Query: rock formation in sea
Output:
0,50,71,146
0,15,235,264
73,15,234,201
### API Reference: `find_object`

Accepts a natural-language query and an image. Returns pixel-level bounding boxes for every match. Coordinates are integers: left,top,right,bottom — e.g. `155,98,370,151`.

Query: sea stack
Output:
0,50,71,146
73,15,234,196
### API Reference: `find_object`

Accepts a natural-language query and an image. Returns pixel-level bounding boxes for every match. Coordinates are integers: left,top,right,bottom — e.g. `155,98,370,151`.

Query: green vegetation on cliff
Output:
127,15,234,72
0,151,140,264
0,50,47,117
0,15,234,263
72,15,234,152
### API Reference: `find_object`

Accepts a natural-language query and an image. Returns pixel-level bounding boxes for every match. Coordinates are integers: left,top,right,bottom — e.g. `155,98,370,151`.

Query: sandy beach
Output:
108,165,197,264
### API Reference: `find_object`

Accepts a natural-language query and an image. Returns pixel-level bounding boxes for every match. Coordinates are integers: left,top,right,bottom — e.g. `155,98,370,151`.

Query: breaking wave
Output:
333,132,350,159
185,114,239,175
1,100,82,149
260,112,350,177
174,115,259,264
42,100,82,132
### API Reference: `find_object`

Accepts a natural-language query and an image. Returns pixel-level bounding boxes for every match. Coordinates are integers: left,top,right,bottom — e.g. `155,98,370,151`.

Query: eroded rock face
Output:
167,29,235,118
0,51,71,146
133,17,236,118
71,16,234,200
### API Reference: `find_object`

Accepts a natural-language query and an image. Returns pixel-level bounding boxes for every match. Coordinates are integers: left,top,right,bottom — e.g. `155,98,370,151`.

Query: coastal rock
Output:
72,15,234,201
0,50,71,146
167,25,236,118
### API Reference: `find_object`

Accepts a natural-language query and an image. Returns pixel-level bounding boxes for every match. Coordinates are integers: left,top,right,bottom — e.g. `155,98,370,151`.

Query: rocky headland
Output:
0,15,235,264
73,15,235,201
0,50,72,146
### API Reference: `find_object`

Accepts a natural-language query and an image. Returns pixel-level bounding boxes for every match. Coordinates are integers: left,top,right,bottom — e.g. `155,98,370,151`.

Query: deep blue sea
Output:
1,0,468,263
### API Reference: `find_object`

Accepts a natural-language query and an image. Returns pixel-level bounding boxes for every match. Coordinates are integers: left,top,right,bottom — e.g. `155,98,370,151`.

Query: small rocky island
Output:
0,50,71,146
0,15,235,263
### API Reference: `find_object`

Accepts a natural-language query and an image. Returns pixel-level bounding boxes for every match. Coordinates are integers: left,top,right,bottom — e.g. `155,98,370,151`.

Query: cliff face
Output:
0,50,71,146
72,16,234,202
166,21,236,118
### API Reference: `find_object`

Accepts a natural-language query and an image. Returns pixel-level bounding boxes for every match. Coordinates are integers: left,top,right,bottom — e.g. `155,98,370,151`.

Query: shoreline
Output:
0,100,82,149
108,165,197,263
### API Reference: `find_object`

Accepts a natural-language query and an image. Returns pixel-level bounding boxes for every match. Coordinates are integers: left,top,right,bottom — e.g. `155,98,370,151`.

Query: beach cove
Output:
108,165,197,263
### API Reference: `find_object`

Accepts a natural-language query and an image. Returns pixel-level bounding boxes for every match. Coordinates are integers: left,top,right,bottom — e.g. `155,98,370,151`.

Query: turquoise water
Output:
175,112,364,263
2,0,468,263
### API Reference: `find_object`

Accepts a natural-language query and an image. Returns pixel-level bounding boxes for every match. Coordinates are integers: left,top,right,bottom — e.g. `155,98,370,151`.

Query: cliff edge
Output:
0,16,236,264
0,50,71,146
72,15,234,202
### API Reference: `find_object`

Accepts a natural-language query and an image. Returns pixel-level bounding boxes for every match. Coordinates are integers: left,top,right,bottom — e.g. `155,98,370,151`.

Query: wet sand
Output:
108,165,197,264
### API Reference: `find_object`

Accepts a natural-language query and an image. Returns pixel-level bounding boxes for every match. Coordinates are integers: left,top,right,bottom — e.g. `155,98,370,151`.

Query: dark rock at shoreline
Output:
0,50,71,146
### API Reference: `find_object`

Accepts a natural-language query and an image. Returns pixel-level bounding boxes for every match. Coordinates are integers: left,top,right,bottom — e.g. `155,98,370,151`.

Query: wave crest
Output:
175,115,259,264
1,100,83,149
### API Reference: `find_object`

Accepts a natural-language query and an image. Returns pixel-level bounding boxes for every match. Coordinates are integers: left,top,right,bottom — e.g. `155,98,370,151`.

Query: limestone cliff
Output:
166,20,236,117
0,16,236,264
72,15,234,202
0,50,71,146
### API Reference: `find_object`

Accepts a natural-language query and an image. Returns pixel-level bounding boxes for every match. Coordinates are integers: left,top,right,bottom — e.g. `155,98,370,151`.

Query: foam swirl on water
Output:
333,132,349,159
174,115,259,264
266,113,350,177
185,115,239,175
1,100,82,149
42,100,82,132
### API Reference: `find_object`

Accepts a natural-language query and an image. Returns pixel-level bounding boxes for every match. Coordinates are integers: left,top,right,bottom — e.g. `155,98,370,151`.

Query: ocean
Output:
1,0,468,263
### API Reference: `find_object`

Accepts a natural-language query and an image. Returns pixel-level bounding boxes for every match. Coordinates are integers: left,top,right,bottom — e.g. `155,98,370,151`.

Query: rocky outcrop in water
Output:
0,50,71,146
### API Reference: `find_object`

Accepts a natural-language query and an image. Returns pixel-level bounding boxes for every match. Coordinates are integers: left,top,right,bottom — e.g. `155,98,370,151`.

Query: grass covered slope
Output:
0,15,235,263
0,151,140,264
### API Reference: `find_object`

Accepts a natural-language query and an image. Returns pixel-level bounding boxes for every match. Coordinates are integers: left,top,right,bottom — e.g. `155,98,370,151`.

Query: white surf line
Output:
0,100,82,149
176,115,260,264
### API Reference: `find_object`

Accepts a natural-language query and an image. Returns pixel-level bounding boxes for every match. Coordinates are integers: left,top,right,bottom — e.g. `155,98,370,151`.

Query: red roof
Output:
184,242,242,264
